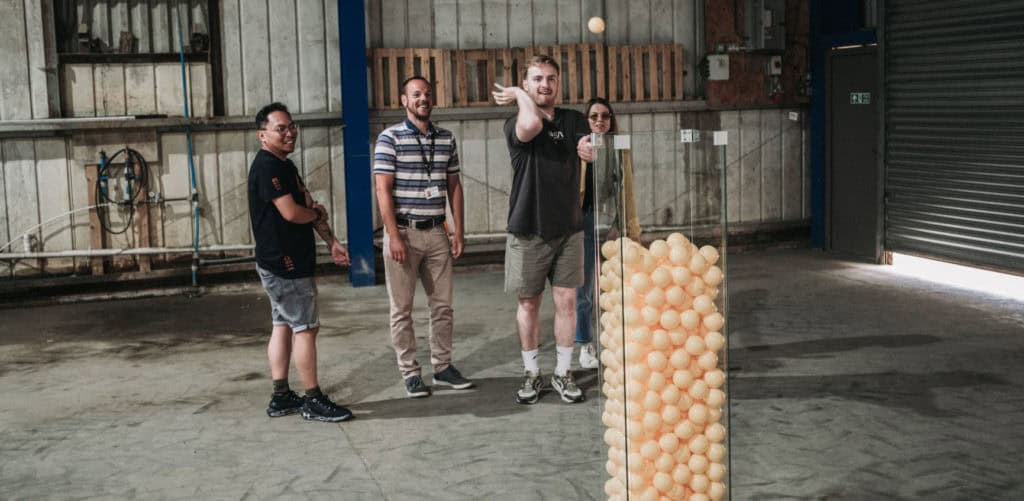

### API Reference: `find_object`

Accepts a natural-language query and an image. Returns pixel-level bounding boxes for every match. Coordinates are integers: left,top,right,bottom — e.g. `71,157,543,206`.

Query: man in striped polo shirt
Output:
374,76,473,398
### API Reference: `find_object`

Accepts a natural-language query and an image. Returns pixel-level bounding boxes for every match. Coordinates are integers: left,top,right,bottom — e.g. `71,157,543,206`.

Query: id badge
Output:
424,186,441,199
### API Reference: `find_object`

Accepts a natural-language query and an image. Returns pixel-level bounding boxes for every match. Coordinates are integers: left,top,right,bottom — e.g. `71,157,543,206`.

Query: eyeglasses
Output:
588,113,612,121
261,123,299,135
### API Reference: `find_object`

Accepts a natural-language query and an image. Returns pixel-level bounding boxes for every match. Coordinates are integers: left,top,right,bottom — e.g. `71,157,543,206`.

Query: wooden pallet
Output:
368,43,683,109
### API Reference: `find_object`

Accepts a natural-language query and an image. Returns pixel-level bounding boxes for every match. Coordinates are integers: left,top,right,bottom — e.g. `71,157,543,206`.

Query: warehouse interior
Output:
1,1,1022,500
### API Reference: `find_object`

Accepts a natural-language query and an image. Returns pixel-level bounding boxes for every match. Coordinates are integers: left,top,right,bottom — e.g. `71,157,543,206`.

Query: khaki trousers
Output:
383,226,454,378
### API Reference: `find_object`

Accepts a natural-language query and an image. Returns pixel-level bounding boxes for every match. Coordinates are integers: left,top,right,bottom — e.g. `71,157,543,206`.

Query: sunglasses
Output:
588,112,613,121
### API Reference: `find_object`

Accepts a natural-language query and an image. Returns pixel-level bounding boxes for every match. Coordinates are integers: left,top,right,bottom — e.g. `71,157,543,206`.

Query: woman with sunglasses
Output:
577,97,618,369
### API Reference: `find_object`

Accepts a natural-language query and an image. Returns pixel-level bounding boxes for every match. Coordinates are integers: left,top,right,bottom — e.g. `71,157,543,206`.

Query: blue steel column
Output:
338,0,376,286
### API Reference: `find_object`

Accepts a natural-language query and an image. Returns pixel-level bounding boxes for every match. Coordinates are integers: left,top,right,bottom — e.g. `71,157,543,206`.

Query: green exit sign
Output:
850,92,872,104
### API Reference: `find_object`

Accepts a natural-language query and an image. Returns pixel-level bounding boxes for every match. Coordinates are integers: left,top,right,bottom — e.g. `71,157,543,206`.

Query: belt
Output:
396,216,445,230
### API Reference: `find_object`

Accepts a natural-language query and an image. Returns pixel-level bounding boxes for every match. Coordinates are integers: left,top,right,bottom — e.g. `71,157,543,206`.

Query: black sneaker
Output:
405,375,432,398
266,390,304,417
301,394,354,422
515,370,544,405
433,365,475,389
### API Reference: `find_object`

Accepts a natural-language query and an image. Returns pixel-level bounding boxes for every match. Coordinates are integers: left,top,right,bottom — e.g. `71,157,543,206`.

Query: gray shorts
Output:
256,265,320,333
505,231,584,298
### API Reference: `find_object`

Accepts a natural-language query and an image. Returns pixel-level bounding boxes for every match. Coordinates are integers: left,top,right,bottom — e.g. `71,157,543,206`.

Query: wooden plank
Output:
372,50,385,109
648,45,659,101
551,45,563,104
432,49,448,107
607,46,618,102
633,45,644,101
381,0,406,47
674,44,684,99
85,163,105,275
387,48,398,108
567,44,578,103
508,0,533,47
595,43,606,98
404,48,415,83
95,64,127,116
581,44,592,101
501,48,513,87
487,50,498,103
125,63,157,115
216,131,250,245
456,51,468,107
240,1,270,115
269,2,300,108
761,109,783,221
298,0,328,113
621,47,632,102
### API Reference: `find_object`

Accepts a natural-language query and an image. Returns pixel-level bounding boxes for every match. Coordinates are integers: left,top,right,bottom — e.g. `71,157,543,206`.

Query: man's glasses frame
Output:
260,123,299,135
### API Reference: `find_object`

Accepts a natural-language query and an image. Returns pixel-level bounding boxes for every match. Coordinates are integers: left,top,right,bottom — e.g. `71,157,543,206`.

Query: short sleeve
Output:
447,136,461,175
504,115,525,150
256,159,293,203
373,130,397,175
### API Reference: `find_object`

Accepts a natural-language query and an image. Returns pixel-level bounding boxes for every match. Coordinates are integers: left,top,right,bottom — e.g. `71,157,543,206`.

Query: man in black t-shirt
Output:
248,102,352,423
492,55,595,405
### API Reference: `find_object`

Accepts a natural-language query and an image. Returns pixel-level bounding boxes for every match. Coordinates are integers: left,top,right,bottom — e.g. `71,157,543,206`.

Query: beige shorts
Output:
504,231,584,298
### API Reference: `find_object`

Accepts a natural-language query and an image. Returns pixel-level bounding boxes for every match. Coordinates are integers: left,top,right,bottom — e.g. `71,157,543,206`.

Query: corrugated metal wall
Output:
885,0,1024,273
0,0,810,279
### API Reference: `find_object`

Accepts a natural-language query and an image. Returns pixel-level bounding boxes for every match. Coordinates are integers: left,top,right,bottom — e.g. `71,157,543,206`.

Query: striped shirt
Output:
373,119,460,219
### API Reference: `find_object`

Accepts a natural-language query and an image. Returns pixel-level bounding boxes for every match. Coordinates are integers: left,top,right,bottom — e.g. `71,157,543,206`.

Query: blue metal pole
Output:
337,0,376,286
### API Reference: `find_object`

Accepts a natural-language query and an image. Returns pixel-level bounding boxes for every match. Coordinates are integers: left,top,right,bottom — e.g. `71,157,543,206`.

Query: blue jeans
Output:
575,208,597,344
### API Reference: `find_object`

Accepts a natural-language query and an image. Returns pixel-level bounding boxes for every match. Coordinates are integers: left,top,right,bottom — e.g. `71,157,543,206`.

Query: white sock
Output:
522,349,539,375
555,345,574,377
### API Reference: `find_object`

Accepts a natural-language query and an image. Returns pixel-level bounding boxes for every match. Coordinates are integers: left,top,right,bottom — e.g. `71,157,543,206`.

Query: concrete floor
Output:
1,248,1022,500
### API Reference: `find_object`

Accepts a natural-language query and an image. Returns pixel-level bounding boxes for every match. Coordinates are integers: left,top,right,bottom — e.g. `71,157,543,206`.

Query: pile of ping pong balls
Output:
597,233,727,501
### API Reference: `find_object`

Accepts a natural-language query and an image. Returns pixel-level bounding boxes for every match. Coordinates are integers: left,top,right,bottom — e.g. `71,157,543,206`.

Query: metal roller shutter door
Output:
885,0,1024,273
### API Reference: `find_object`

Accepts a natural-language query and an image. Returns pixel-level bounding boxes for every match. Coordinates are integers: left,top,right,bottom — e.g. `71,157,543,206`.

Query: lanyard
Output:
414,133,436,182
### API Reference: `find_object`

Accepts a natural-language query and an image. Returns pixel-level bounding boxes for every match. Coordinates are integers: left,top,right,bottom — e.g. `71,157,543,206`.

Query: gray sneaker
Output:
551,372,585,403
515,370,543,405
404,375,432,398
433,365,474,389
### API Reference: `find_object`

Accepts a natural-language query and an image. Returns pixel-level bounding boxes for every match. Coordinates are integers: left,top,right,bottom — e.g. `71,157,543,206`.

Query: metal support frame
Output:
338,0,376,287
